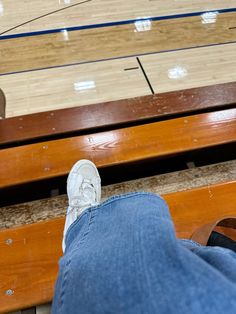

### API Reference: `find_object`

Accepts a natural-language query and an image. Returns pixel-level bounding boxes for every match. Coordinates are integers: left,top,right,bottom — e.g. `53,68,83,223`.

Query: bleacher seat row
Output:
0,83,235,312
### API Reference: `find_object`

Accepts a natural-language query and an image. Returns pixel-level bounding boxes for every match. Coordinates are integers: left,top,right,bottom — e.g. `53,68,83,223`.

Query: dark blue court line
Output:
1,40,236,77
1,7,236,40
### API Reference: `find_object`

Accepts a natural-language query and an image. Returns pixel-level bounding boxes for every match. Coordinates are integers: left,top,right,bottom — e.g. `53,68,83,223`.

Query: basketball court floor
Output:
1,1,236,313
1,0,236,117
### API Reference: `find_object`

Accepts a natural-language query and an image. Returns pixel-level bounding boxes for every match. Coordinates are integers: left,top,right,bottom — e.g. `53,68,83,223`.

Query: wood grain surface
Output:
0,180,235,313
2,0,234,35
1,82,236,145
1,12,236,75
140,43,236,93
2,43,236,118
1,57,150,118
0,108,235,189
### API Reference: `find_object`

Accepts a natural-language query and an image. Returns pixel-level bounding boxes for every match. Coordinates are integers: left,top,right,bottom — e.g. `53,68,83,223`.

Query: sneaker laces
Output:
69,178,98,210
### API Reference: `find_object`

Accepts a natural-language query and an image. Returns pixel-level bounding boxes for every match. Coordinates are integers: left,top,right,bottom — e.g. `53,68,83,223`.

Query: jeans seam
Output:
65,211,90,247
58,259,71,313
78,208,97,245
60,209,98,311
67,208,98,256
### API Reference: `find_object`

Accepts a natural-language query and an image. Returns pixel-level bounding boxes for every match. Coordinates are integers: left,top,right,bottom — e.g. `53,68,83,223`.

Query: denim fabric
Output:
52,193,236,314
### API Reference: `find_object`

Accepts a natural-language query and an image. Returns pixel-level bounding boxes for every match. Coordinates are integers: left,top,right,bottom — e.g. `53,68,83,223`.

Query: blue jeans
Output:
52,193,236,314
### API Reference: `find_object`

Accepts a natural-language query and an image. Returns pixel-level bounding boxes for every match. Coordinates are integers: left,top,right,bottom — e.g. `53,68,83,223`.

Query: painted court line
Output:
1,40,236,77
0,7,236,40
0,0,92,36
136,57,155,95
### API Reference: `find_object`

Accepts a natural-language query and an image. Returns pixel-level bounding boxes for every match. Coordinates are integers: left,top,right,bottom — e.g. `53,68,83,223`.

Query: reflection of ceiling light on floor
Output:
168,66,188,79
61,29,69,41
74,81,96,91
59,0,71,5
134,19,152,32
201,11,219,24
0,2,4,16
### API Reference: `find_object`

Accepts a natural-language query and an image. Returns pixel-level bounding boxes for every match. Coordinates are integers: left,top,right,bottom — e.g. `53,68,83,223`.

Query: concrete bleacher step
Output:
1,160,235,230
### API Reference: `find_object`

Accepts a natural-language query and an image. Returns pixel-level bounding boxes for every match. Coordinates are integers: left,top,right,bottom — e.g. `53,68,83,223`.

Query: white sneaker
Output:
62,159,101,252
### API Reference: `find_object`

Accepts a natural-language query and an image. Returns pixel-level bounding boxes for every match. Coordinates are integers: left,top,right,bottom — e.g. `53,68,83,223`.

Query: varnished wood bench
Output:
0,108,235,189
0,82,236,146
0,181,235,313
0,83,235,313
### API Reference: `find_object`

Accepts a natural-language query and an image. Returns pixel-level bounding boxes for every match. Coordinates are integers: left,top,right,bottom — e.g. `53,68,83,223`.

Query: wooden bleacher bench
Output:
0,107,235,189
0,82,236,146
0,181,235,313
0,83,236,312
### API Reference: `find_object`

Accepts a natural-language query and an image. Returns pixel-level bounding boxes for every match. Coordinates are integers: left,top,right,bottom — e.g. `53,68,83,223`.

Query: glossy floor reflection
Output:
0,1,236,117
1,0,235,35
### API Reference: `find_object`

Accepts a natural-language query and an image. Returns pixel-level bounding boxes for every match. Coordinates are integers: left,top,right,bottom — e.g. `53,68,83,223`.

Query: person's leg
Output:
52,161,236,314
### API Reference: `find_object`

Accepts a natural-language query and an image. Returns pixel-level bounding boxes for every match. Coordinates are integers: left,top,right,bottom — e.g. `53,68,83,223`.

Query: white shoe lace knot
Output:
69,179,98,209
